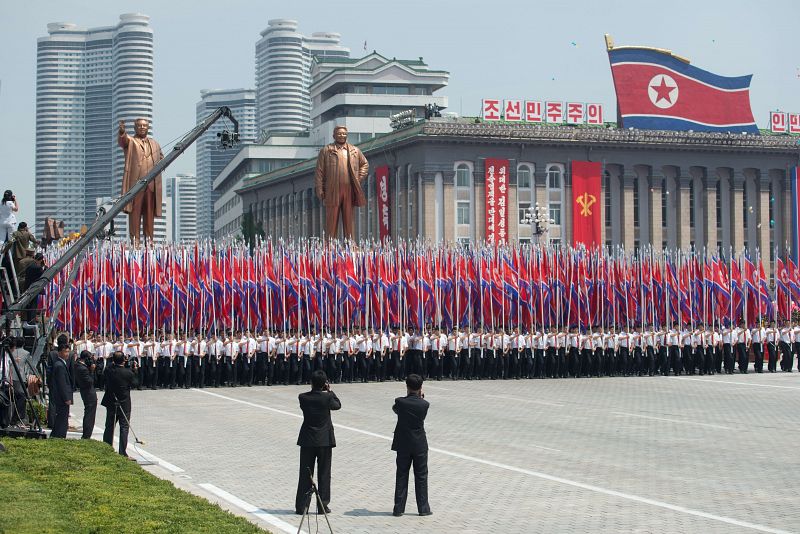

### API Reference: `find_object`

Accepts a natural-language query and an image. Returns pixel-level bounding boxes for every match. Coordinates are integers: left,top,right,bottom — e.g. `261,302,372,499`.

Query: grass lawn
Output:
0,438,267,534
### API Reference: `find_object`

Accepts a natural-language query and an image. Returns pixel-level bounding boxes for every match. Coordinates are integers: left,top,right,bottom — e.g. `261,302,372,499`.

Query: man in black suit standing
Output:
295,370,341,515
101,351,137,456
74,350,97,439
49,343,72,438
392,373,432,517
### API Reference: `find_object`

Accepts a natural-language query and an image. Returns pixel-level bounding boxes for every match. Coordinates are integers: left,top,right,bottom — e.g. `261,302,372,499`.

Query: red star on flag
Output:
650,77,676,104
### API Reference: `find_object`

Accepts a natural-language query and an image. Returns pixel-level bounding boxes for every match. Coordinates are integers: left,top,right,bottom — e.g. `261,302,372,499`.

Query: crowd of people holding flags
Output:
42,239,800,390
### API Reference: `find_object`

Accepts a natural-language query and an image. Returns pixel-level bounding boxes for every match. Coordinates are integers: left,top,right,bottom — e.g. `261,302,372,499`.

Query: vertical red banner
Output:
375,165,391,240
571,161,602,247
485,158,509,243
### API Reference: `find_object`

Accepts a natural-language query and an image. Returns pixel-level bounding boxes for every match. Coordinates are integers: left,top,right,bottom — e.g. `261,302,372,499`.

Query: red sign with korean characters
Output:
375,166,391,240
485,158,509,244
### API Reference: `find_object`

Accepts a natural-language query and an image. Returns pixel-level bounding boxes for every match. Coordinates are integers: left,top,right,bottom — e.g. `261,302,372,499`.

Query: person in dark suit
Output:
101,351,137,456
74,350,97,439
295,370,341,515
391,373,432,517
49,343,72,438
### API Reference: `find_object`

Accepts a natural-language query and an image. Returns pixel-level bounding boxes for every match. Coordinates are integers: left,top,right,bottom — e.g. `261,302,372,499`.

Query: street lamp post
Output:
521,202,554,244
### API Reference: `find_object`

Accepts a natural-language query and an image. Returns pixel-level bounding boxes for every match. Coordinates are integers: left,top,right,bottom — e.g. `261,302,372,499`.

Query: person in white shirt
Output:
239,331,257,386
712,328,724,374
93,335,112,390
342,332,357,384
490,329,503,379
409,328,424,378
255,331,268,386
398,330,410,380
446,329,458,380
721,325,734,374
701,328,714,376
1,189,19,241
677,327,691,376
765,322,778,373
578,329,592,378
736,323,751,374
750,324,764,373
589,326,605,377
377,330,390,382
224,333,240,387
276,333,288,385
421,330,432,381
357,328,370,383
778,323,793,372
191,334,208,388
553,328,566,378
690,328,702,376
125,338,143,390
429,328,443,381
140,334,159,390
791,323,800,372
207,334,223,387
567,328,580,378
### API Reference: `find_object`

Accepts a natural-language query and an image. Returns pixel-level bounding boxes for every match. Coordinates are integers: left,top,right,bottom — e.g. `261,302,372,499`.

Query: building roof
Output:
311,51,449,91
238,119,800,193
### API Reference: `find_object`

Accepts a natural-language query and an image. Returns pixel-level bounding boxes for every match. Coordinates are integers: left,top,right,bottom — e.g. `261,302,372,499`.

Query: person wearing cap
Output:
10,222,39,273
101,351,138,456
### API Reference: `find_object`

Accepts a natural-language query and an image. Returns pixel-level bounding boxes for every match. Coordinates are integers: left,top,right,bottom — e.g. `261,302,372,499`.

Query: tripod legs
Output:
297,472,334,534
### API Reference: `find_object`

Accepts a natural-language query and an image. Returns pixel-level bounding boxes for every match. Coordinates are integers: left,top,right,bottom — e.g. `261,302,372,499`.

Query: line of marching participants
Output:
70,322,800,389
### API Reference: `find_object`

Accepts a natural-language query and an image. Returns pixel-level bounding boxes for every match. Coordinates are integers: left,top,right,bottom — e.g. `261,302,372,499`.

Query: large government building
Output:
237,118,799,271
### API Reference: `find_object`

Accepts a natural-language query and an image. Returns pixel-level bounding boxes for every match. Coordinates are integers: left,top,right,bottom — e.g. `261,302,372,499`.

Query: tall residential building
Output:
165,173,198,242
195,89,257,238
35,13,154,235
255,19,349,137
310,52,449,146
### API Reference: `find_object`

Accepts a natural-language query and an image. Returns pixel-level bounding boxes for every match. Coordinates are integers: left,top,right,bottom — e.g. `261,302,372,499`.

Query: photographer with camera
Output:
295,370,340,515
74,350,97,439
1,189,18,242
391,373,431,517
101,351,138,457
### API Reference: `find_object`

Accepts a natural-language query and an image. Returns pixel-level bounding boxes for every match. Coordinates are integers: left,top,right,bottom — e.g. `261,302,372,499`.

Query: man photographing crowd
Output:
392,373,431,517
295,370,340,515
101,351,137,457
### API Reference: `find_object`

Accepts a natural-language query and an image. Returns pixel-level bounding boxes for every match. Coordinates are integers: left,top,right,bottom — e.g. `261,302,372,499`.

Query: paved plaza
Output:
78,373,800,534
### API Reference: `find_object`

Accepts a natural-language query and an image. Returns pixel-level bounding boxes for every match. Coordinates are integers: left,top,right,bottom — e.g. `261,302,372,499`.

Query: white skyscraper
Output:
165,173,199,242
35,13,154,235
195,89,257,238
255,19,349,137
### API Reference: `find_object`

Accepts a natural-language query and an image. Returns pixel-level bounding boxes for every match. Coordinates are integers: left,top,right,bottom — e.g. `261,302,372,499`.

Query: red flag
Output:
571,161,601,247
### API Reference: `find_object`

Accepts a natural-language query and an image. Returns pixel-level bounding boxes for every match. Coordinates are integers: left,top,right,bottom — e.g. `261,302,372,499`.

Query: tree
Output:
240,211,265,252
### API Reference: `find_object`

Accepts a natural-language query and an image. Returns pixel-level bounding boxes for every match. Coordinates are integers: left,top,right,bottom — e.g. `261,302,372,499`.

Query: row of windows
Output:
453,162,565,237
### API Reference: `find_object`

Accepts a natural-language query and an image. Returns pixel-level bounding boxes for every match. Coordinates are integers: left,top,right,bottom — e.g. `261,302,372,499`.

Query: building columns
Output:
730,170,745,254
758,169,771,268
678,174,692,249
704,173,719,250
622,173,636,250
650,175,663,249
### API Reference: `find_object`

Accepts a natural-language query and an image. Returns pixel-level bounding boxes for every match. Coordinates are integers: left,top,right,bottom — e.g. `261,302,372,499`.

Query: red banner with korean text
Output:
375,166,391,240
571,161,601,247
484,158,509,243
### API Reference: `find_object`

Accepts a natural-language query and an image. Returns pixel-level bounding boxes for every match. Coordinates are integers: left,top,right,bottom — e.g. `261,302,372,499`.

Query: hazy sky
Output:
1,0,797,227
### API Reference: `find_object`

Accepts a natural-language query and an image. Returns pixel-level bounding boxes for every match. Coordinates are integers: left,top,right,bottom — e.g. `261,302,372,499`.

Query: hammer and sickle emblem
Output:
576,193,597,217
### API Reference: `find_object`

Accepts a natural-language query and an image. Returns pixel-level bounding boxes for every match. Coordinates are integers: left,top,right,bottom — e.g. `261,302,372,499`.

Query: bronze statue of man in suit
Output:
118,118,163,243
314,126,369,240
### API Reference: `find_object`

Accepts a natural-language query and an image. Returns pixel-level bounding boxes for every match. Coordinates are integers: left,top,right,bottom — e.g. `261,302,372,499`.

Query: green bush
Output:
26,399,46,426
